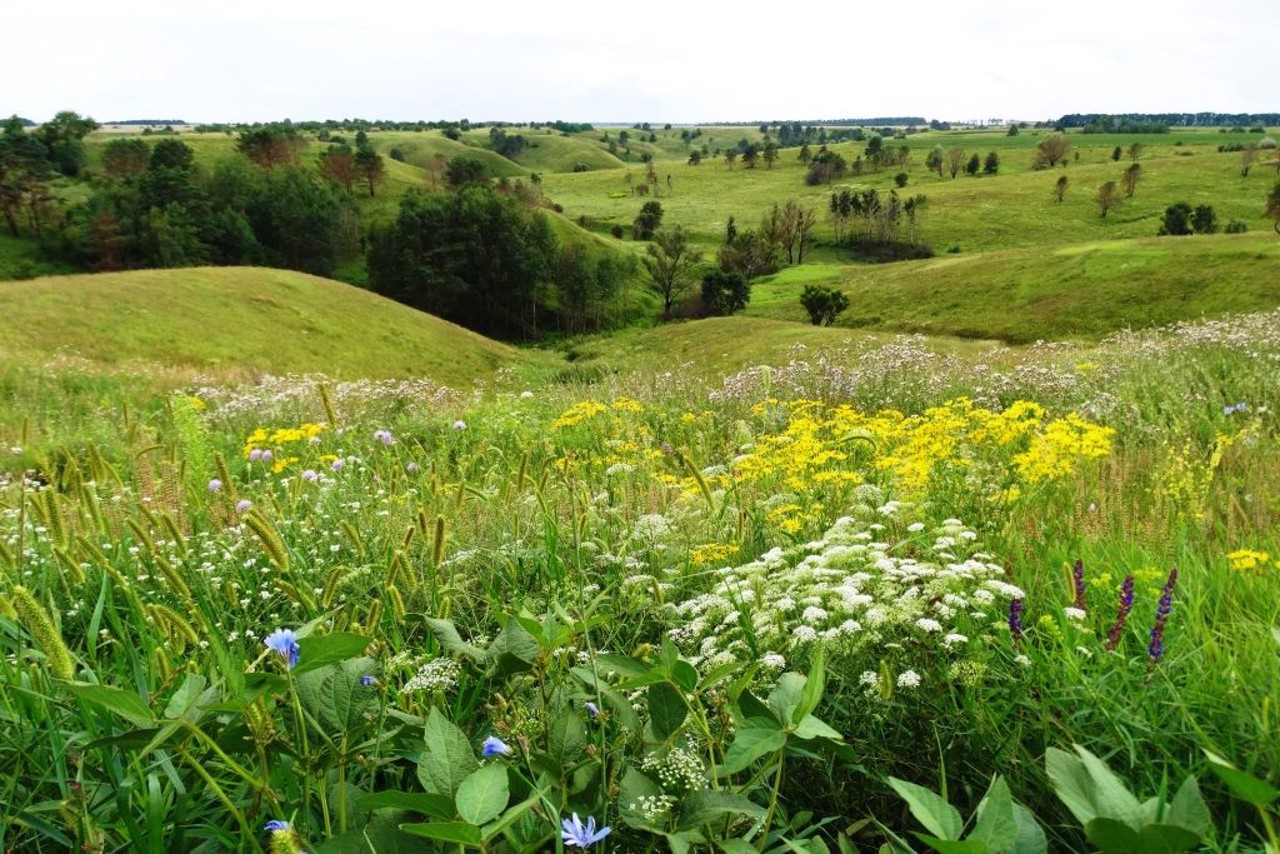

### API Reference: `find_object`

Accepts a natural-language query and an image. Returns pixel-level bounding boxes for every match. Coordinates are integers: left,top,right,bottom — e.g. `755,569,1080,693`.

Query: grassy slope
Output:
0,267,527,385
746,232,1280,342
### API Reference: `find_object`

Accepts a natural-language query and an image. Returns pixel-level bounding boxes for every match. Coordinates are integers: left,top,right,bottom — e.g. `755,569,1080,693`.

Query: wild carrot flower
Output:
264,628,300,669
561,813,611,847
1105,574,1135,651
1009,598,1024,643
481,736,513,758
1148,568,1178,664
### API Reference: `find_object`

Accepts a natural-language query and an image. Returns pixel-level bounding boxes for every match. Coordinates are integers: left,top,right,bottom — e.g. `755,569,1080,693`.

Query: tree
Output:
33,111,98,176
983,151,999,175
800,284,849,326
798,144,812,164
965,153,981,176
102,138,151,181
724,150,738,170
1241,143,1258,177
1127,142,1144,162
1054,175,1069,203
894,172,909,188
1121,162,1142,197
1033,134,1071,169
237,128,305,168
445,157,488,188
1191,204,1218,234
687,150,702,166
925,145,944,177
318,145,358,193
1111,146,1122,162
0,116,53,235
947,148,967,179
1096,181,1121,218
701,270,749,315
741,144,760,169
1157,201,1194,235
354,146,385,197
1267,181,1280,234
763,142,778,169
632,200,663,240
643,227,704,318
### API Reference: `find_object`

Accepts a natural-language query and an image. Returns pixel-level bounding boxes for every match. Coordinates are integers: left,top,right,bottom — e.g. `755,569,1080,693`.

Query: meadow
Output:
1,118,1279,853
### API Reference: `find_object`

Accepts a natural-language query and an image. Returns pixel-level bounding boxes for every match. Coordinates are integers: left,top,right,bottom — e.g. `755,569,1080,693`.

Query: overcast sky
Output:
7,0,1274,125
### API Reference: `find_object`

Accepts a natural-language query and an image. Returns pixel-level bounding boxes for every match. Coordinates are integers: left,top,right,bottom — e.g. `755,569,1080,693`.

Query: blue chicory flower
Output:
360,674,376,687
481,735,513,758
265,819,290,832
561,813,611,847
583,701,600,717
264,628,300,669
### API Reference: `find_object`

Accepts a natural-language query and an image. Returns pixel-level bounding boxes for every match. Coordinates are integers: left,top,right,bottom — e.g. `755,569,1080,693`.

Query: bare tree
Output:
1121,162,1142,198
1054,175,1069,203
1241,143,1258,177
1096,181,1121,218
947,147,967,179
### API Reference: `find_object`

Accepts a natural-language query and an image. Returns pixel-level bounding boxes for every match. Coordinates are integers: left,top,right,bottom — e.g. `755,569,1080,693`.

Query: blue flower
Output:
481,735,513,758
265,819,290,832
583,701,600,717
360,674,376,687
561,813,611,847
264,628,300,669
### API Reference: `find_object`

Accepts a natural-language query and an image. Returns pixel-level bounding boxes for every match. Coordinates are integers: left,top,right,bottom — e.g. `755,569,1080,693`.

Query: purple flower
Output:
1148,568,1178,664
1008,598,1024,643
374,429,394,446
301,469,319,482
264,628,300,669
261,450,273,462
235,499,253,513
583,701,600,717
481,735,513,758
1105,574,1135,651
207,479,223,493
1071,558,1087,611
248,448,263,462
265,820,290,833
331,458,344,472
360,674,376,687
561,813,611,847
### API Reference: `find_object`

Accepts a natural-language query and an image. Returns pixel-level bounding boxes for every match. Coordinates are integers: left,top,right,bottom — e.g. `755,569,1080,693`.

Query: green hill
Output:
747,232,1280,342
0,267,527,385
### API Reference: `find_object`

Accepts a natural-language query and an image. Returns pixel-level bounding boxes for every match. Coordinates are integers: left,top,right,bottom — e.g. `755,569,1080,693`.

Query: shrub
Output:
894,172,908,188
1224,220,1248,234
700,270,750,316
800,284,850,326
610,224,624,239
572,162,590,173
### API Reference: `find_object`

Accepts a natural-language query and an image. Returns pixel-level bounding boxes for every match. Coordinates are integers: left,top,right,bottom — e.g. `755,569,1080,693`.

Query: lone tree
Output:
1267,181,1280,233
1128,142,1144,162
1241,143,1259,177
643,227,703,318
700,270,750,315
1096,181,1121,218
925,145,945,177
1111,146,1122,162
1121,162,1142,197
1054,175,1069,203
800,284,849,326
632,200,663,239
1033,134,1071,169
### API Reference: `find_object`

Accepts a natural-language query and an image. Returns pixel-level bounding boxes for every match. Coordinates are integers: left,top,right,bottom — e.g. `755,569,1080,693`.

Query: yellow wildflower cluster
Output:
550,401,610,429
242,423,328,473
1154,428,1249,520
690,543,738,566
1226,549,1277,576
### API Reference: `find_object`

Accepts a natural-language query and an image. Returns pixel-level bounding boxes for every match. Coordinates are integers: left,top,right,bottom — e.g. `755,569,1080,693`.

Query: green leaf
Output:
720,721,787,775
570,666,640,729
399,821,482,845
767,672,807,724
735,689,779,726
1074,746,1143,828
1167,775,1211,835
793,714,844,742
594,653,655,679
671,659,700,692
487,616,539,676
1008,803,1048,854
1046,746,1098,827
913,835,986,854
677,790,766,831
549,705,587,769
887,777,964,841
717,840,758,854
1084,817,1141,853
162,673,210,721
796,647,826,725
455,764,509,826
357,791,454,820
1204,750,1280,807
969,776,1018,851
1134,824,1203,854
64,682,154,726
293,633,372,675
648,682,688,740
314,809,422,853
424,617,485,663
295,657,376,734
418,707,479,797
618,767,665,830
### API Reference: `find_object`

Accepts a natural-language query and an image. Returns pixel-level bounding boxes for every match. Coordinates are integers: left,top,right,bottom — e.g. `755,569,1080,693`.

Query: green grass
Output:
747,232,1280,342
0,267,530,384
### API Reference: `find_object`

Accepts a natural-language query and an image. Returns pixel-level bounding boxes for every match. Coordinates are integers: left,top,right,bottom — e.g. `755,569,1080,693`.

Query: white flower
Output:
451,420,467,431
1014,654,1032,668
906,522,925,532
1063,607,1087,622
759,652,786,669
915,618,943,633
896,670,922,689
942,633,969,648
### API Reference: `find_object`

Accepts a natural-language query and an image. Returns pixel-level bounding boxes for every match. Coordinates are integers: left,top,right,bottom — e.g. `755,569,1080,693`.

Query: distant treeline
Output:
106,119,187,126
716,117,929,127
1057,113,1279,130
190,118,594,135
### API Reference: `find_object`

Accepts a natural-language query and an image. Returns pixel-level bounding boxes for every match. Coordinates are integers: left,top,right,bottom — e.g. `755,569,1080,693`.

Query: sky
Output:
6,0,1275,125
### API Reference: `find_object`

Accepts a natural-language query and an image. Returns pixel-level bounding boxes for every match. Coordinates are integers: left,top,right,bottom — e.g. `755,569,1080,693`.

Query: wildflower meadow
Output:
2,310,1279,853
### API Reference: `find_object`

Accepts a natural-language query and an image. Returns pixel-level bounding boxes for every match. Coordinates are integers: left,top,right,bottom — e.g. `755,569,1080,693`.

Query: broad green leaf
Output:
648,682,688,740
767,673,807,724
1167,775,1211,835
913,835,985,854
1075,746,1143,828
314,809,421,853
1009,803,1048,854
796,647,826,725
357,791,454,820
162,673,209,720
718,840,757,854
676,789,766,831
720,721,787,775
1204,751,1280,807
887,777,964,841
294,633,372,675
1046,746,1098,827
736,689,779,726
455,764,509,826
594,653,655,679
619,767,665,829
479,791,543,840
549,705,587,769
423,617,485,663
793,714,844,742
487,616,539,675
1134,823,1203,853
672,660,700,692
661,829,705,854
1084,817,1142,853
418,708,479,797
64,682,154,726
296,657,376,734
399,821,482,845
570,666,640,729
969,776,1018,851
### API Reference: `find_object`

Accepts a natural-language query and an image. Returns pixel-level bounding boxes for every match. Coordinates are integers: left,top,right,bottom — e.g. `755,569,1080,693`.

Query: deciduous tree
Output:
643,227,703,318
1054,175,1069,203
1033,134,1071,169
1096,181,1121,218
1121,162,1142,197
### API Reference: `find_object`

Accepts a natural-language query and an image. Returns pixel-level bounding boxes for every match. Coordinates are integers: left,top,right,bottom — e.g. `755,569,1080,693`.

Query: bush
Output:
610,224,624,239
1224,220,1248,234
700,270,750,316
893,172,908,188
388,148,405,162
800,284,850,326
1158,202,1194,236
572,162,590,173
632,201,663,240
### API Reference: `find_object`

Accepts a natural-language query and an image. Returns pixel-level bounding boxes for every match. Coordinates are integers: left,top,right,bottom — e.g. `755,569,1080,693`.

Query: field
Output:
1,119,1279,853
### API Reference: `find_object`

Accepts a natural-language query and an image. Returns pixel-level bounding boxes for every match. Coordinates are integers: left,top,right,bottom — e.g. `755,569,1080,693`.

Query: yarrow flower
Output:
561,813,611,847
264,628,300,669
452,420,467,431
481,736,513,758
